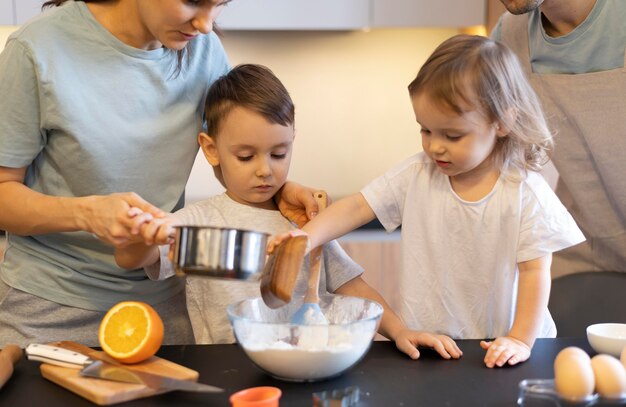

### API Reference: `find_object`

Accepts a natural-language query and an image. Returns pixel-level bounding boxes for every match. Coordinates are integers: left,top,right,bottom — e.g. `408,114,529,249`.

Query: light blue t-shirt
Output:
0,1,230,310
492,0,626,74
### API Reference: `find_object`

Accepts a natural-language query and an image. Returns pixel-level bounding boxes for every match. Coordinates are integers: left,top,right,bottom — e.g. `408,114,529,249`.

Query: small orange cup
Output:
229,386,281,407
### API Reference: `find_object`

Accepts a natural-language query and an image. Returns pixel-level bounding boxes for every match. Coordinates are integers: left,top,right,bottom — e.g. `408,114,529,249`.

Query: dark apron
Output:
501,13,626,277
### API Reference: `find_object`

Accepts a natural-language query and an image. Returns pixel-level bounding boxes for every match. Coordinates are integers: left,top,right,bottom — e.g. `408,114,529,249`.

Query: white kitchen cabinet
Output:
15,0,43,24
217,0,369,30
372,0,486,28
218,0,485,31
0,0,15,25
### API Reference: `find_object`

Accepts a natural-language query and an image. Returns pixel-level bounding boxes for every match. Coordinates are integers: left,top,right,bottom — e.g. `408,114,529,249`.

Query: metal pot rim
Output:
175,225,270,236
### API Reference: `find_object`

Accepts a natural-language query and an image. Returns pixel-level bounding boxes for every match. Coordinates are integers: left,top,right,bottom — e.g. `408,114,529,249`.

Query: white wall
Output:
0,25,17,44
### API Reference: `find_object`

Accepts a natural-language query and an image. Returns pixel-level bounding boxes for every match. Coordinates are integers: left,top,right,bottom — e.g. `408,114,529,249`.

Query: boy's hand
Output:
394,329,463,360
275,182,326,228
480,336,531,368
138,217,175,245
127,207,175,245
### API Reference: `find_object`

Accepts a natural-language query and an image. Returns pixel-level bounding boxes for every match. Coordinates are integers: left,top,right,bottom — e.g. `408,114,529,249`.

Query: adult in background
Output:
492,0,626,277
0,0,318,347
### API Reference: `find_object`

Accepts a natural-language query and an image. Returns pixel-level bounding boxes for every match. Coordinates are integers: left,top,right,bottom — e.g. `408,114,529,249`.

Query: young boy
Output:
115,64,461,360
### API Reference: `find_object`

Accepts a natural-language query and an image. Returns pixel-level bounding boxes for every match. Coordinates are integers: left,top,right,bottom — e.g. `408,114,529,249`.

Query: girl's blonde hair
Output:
408,34,553,175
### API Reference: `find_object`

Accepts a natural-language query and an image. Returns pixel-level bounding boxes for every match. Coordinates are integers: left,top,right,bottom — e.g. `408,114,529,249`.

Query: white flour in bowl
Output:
244,339,370,380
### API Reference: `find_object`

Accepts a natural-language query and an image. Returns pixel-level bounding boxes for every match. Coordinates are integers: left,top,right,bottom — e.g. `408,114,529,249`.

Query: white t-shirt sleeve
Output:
361,154,425,232
517,173,586,262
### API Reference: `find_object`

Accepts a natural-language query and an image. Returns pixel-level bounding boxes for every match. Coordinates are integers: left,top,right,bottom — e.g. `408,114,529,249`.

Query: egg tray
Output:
517,379,626,406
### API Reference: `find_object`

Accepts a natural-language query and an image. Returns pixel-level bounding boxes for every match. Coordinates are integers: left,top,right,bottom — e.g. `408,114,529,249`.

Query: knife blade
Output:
25,343,223,393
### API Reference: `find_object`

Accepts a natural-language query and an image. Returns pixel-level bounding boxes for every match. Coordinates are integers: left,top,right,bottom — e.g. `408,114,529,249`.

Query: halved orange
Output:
98,301,164,364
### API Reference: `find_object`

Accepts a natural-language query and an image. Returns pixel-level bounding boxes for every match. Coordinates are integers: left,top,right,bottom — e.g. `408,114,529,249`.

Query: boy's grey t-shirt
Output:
0,1,230,310
146,193,364,344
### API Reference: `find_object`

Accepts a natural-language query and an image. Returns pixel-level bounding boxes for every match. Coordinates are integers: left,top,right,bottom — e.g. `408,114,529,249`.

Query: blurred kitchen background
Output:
1,0,508,308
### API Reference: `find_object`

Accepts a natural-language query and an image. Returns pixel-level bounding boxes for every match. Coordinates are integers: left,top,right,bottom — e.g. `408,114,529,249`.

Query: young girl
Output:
116,64,462,360
270,35,585,368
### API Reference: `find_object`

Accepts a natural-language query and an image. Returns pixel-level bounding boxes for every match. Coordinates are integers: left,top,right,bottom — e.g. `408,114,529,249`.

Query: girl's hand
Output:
81,192,165,248
266,229,308,254
394,329,463,360
480,336,531,368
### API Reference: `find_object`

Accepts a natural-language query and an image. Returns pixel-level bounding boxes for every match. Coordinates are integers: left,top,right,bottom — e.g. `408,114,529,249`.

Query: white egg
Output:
554,347,595,401
591,354,626,399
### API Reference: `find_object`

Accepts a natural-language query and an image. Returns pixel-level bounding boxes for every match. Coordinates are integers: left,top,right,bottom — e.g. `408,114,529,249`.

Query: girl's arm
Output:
335,276,463,360
0,166,164,247
509,254,552,347
481,254,552,368
302,192,377,249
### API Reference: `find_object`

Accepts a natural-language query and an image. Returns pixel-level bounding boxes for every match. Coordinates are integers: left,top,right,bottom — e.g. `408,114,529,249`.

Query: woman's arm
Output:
0,165,165,247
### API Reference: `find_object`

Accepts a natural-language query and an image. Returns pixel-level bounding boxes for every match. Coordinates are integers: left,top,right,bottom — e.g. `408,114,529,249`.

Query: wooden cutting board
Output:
39,342,199,406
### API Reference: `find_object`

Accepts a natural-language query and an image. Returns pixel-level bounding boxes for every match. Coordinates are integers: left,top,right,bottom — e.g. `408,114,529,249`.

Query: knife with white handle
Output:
26,343,91,368
25,343,224,393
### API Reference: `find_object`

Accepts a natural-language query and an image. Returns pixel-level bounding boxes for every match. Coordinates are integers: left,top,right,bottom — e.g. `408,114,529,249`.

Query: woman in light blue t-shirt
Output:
0,0,318,347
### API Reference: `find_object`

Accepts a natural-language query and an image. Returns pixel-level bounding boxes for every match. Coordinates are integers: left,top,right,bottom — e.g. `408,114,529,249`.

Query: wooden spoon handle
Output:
304,191,327,303
0,345,22,389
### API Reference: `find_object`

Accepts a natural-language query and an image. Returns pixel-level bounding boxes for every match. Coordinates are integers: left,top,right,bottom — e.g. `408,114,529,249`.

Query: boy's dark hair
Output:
205,64,295,136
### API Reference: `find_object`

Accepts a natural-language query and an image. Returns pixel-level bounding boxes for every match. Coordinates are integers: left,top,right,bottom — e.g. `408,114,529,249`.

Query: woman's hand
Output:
480,336,531,368
78,192,165,248
394,329,463,360
275,182,325,228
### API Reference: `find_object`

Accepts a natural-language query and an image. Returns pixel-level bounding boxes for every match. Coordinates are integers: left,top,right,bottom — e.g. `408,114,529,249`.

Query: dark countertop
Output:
0,338,612,406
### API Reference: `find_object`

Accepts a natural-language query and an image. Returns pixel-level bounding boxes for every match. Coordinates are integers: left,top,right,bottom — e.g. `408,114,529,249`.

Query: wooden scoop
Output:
260,234,308,308
260,190,326,309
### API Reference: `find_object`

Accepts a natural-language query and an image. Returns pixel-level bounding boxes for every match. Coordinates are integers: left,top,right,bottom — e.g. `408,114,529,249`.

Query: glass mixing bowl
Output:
227,295,383,382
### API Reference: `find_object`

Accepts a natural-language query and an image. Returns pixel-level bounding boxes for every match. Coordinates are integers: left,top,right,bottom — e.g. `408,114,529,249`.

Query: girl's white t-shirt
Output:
362,152,585,339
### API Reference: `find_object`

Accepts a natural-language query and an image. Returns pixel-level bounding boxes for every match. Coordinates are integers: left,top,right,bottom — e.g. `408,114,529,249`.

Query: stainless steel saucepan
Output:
172,226,269,280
